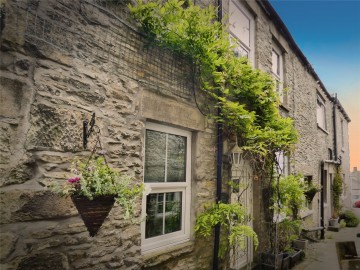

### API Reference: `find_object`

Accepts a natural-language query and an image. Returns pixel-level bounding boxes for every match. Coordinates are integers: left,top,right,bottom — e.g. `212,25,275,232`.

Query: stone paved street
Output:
293,227,360,270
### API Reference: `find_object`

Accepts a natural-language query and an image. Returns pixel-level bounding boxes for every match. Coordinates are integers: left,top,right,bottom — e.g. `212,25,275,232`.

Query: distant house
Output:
0,0,351,269
351,167,360,218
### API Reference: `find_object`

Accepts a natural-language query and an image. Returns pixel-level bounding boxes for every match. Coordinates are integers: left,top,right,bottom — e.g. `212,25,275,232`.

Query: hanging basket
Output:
71,195,115,237
304,189,317,203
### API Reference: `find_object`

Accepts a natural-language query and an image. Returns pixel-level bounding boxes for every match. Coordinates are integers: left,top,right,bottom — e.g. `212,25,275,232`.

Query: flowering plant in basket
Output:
52,156,143,220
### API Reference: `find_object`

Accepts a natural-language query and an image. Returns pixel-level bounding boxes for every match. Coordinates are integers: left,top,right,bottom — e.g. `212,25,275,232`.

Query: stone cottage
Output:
0,0,351,269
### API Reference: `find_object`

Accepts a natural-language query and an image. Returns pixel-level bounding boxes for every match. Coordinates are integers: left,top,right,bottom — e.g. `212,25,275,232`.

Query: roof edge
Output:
256,0,350,122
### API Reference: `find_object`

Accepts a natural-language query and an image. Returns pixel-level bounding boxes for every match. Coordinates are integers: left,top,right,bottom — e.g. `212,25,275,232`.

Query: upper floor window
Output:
142,122,191,253
276,151,289,176
229,0,255,64
317,95,326,130
272,42,284,103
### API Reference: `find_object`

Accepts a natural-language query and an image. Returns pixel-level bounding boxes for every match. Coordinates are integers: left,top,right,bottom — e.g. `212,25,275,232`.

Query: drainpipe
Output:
332,94,338,161
320,161,325,239
213,0,223,269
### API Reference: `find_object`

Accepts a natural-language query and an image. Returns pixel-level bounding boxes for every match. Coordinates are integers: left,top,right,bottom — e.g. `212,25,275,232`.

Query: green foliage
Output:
332,167,343,217
129,0,298,158
273,174,306,220
339,219,346,228
340,210,360,227
51,157,143,219
195,202,258,258
277,219,301,252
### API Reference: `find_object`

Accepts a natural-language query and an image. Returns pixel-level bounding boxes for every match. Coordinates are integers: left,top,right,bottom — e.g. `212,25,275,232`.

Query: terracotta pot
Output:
71,195,115,237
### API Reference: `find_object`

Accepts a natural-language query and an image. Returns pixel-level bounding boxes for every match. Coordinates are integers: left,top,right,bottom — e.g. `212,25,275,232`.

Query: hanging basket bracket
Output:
83,112,96,149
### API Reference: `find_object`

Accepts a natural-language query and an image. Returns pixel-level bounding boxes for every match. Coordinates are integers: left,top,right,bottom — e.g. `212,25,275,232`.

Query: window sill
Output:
300,209,313,219
317,124,329,134
279,103,290,112
142,241,194,268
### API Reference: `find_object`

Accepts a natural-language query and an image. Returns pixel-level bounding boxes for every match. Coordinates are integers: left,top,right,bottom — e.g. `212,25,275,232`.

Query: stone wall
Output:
224,0,351,262
0,0,217,269
0,0,352,269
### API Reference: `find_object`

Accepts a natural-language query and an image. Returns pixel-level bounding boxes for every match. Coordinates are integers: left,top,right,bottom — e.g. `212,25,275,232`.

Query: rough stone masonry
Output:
0,0,217,269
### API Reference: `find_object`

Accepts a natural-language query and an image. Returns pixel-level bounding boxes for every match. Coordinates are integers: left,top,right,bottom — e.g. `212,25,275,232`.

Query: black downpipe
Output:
213,115,223,270
333,94,338,161
213,1,223,270
320,161,325,239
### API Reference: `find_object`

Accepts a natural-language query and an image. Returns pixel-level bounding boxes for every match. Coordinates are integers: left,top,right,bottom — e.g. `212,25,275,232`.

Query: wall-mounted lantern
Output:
228,141,244,167
228,139,244,180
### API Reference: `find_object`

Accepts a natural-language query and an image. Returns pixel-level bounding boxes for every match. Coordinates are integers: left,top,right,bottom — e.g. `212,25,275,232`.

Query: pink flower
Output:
67,177,81,183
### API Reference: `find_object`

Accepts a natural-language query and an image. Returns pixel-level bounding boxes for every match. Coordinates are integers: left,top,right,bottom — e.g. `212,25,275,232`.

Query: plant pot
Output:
71,195,115,237
292,239,308,251
289,248,302,268
329,217,339,227
261,252,283,270
281,253,290,270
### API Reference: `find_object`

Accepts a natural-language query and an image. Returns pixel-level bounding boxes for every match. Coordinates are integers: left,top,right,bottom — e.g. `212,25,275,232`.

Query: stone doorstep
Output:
327,226,340,232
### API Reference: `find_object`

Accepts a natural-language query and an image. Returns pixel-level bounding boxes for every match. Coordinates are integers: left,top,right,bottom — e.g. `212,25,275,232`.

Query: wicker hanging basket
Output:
71,195,115,237
304,189,317,203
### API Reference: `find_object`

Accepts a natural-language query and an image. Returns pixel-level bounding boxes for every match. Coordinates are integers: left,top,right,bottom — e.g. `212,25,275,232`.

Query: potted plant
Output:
304,182,320,204
329,213,339,227
51,156,143,236
261,174,306,269
194,202,258,260
330,166,343,227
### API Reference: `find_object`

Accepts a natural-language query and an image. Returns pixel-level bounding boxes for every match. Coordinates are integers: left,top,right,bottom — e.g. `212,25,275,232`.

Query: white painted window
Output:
229,0,255,64
141,122,191,253
272,42,284,103
317,95,326,130
276,151,289,176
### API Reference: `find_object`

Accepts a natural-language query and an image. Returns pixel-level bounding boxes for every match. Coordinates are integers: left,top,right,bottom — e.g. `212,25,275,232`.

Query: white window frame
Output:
317,95,326,130
272,42,284,103
275,151,289,176
141,122,191,253
229,0,255,65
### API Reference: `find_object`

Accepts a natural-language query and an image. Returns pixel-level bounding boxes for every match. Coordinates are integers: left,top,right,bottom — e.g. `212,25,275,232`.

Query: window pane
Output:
229,1,250,47
165,192,182,234
146,193,164,238
167,134,186,182
272,50,279,75
145,192,182,239
145,130,166,183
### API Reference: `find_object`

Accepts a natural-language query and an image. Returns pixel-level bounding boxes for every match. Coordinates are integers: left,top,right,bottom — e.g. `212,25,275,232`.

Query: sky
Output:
269,0,360,170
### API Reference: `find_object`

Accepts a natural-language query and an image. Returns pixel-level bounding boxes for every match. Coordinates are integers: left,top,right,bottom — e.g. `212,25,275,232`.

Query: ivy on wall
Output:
332,166,343,217
129,0,301,259
129,0,298,159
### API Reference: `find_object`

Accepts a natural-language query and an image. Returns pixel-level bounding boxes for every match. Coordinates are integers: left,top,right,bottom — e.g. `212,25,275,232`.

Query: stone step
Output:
328,226,340,232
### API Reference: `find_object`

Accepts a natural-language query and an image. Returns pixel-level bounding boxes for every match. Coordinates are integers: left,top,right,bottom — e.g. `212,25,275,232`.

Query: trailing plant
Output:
339,210,360,227
129,0,298,159
277,219,301,252
304,182,321,203
273,174,306,221
195,202,258,258
332,167,343,217
51,156,143,219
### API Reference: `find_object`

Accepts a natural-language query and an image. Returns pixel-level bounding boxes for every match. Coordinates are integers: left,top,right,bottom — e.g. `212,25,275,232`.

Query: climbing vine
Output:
129,0,300,260
129,0,298,159
332,166,343,217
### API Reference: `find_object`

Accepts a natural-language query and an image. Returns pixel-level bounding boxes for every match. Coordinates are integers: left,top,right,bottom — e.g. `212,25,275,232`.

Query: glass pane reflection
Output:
145,192,182,239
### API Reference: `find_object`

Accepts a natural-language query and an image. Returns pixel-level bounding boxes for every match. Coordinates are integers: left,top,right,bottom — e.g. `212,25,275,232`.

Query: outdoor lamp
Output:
228,141,243,167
